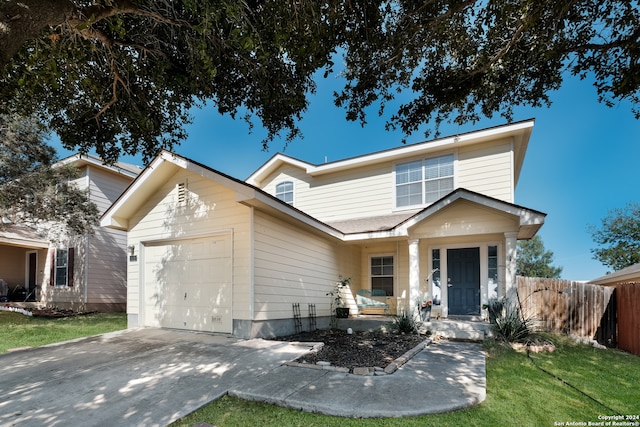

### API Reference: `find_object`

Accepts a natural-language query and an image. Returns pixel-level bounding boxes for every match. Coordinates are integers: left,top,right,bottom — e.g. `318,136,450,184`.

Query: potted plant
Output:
328,276,351,320
420,298,432,321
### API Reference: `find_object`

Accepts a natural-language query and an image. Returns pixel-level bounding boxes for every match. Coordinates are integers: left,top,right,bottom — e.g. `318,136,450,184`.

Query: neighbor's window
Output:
275,181,294,205
53,248,74,287
396,154,454,208
371,256,394,296
55,249,68,287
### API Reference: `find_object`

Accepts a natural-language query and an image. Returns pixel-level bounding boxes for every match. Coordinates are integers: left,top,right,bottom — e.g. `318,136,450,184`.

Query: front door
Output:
447,248,480,315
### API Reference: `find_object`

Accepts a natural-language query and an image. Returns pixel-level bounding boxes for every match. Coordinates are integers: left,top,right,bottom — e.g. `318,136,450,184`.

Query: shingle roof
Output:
326,212,417,234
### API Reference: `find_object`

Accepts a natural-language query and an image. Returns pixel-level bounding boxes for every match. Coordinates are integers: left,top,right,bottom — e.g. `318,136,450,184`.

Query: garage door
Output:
143,235,232,333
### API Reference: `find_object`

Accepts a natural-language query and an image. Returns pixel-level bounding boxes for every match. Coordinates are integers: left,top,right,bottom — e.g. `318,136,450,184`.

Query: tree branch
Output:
94,63,130,122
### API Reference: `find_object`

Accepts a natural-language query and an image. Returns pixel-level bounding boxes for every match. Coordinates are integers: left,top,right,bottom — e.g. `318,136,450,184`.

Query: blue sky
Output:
53,72,639,281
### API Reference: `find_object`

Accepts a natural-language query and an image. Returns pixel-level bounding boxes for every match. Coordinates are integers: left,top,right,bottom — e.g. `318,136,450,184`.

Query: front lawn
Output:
172,335,640,427
0,311,126,353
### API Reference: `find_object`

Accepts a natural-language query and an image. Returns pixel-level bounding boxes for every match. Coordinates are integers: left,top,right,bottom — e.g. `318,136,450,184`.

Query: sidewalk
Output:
231,339,486,418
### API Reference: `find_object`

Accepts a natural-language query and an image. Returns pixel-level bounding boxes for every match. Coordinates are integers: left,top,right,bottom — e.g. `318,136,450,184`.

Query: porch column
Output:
504,232,518,301
408,239,420,320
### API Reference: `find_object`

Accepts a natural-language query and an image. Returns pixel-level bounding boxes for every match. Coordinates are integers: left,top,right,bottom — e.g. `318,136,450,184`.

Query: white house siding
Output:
260,141,515,223
457,140,514,203
125,168,252,329
261,162,395,222
253,210,350,321
409,200,519,239
260,164,309,206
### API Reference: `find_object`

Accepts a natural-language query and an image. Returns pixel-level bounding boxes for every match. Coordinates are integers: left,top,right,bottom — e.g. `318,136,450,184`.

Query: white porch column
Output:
408,239,421,319
504,232,519,301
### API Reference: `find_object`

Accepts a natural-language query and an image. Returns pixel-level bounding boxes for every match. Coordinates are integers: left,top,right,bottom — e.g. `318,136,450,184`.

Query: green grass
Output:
171,335,640,427
0,311,126,353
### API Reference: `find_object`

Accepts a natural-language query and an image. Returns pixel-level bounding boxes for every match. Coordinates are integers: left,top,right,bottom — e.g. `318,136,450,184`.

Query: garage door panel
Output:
143,235,232,333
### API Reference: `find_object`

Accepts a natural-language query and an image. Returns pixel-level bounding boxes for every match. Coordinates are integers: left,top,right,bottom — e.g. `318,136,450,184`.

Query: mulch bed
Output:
273,328,428,371
28,308,96,318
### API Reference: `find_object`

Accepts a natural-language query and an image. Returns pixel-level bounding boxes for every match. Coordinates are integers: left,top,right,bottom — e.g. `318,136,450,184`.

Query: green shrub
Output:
390,312,417,334
488,298,534,343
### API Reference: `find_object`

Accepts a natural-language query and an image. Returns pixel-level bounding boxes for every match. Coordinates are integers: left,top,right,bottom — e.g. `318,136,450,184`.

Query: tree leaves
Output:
589,203,640,271
517,235,563,278
0,113,99,238
0,0,638,163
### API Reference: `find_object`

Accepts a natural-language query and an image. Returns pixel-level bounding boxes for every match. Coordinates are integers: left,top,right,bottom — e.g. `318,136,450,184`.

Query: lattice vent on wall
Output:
177,180,188,206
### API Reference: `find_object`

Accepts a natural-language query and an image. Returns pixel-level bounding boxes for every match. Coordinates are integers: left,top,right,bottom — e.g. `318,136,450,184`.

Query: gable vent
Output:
177,181,188,205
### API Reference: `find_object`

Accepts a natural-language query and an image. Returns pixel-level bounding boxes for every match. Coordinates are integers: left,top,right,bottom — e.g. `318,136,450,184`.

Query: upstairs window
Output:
275,181,294,205
396,154,454,208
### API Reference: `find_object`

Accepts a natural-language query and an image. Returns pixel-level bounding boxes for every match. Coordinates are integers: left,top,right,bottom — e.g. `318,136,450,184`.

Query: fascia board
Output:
245,154,313,186
308,120,535,177
239,191,344,240
56,153,140,179
100,153,176,229
395,189,545,235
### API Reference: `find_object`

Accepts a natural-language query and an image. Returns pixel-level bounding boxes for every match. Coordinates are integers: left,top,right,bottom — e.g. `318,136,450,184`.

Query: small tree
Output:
0,113,99,240
517,235,562,278
589,203,640,271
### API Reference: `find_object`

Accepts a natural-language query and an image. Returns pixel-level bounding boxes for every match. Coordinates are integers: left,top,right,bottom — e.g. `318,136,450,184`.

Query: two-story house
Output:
0,154,141,311
101,119,545,338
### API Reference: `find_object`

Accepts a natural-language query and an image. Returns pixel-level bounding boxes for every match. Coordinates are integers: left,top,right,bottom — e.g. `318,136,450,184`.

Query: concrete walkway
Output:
0,328,485,426
232,339,486,418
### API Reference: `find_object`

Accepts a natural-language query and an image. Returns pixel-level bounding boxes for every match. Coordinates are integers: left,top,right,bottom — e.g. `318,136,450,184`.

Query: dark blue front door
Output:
447,248,480,315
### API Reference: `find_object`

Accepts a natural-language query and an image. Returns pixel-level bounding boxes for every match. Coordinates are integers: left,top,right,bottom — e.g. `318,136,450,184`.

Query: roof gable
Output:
246,119,534,187
340,188,546,241
57,154,142,179
102,153,544,244
100,151,343,239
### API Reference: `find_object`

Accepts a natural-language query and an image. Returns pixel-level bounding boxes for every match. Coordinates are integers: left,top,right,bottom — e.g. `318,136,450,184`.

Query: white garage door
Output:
143,235,232,333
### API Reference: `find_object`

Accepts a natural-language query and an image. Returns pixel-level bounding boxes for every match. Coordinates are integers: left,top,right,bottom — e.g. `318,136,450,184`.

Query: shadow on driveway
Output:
0,328,309,427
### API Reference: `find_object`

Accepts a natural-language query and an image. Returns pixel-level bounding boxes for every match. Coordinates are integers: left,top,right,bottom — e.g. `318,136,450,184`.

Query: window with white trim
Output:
371,256,394,296
488,245,498,299
51,248,74,287
55,249,68,287
396,154,454,208
275,181,294,205
431,249,441,305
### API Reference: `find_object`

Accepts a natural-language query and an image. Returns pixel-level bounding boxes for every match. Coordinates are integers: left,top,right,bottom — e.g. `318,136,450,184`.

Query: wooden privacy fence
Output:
517,277,617,347
616,282,640,356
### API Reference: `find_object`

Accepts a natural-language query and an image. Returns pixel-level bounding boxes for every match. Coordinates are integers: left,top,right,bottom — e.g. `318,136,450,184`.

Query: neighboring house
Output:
0,154,141,311
101,119,546,338
589,264,640,357
590,263,640,286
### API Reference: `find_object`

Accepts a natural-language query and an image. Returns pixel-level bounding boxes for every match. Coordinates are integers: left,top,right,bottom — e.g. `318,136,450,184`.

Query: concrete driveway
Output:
0,328,310,427
0,327,486,426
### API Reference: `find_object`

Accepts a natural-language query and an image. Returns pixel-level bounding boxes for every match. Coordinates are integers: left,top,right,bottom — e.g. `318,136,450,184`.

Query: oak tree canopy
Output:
1,0,638,163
